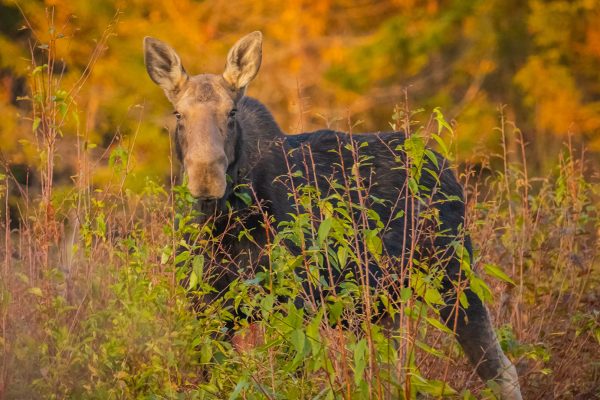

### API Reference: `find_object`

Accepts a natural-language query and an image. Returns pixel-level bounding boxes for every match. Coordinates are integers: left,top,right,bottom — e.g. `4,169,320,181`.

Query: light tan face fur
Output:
144,32,262,199
172,75,235,199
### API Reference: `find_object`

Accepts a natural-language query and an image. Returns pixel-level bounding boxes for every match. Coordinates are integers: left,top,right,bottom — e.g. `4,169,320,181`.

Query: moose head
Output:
144,32,262,200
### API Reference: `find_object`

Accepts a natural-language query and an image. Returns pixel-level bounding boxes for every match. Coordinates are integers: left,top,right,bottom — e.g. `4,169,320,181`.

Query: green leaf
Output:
483,263,515,285
289,329,307,369
459,292,470,308
192,255,204,283
328,300,343,323
405,135,426,165
290,329,305,353
317,217,333,245
260,294,274,313
58,102,68,118
234,190,252,206
393,210,405,220
431,133,450,159
307,309,324,358
200,342,213,364
424,149,439,169
32,117,41,132
337,246,348,268
411,374,457,396
187,271,198,290
160,249,170,265
28,287,43,297
353,339,367,385
174,250,190,266
415,340,447,359
32,64,47,75
424,287,445,306
400,287,412,302
16,273,29,284
425,317,455,335
433,107,454,135
365,230,382,260
229,377,249,400
470,275,494,302
408,177,420,195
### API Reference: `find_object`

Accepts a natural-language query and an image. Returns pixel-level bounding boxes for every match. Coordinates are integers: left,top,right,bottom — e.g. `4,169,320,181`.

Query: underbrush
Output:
2,115,599,399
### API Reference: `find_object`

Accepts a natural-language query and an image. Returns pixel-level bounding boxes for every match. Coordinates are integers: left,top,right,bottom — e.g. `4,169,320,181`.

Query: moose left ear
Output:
144,37,188,102
223,31,263,91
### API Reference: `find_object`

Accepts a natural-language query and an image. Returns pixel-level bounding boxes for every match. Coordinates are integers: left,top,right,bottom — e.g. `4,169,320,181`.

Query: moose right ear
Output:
144,37,188,102
223,31,263,92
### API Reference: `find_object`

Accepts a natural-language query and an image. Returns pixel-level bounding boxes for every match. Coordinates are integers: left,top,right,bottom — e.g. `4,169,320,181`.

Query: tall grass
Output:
1,11,599,400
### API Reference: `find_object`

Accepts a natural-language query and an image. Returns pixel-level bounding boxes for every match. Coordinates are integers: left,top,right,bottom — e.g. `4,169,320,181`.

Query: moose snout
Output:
185,155,228,199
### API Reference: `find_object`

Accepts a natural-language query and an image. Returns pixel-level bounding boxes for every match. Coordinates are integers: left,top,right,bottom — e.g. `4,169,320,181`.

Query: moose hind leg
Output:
440,289,522,400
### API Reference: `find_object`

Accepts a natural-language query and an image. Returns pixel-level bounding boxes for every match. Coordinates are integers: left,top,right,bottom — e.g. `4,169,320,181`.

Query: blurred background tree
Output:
1,0,599,193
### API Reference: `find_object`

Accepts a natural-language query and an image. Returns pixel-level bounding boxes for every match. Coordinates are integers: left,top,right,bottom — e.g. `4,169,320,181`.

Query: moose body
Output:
144,32,523,399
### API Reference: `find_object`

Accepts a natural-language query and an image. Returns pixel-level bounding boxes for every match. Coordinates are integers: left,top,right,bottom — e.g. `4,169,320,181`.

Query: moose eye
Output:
173,111,182,120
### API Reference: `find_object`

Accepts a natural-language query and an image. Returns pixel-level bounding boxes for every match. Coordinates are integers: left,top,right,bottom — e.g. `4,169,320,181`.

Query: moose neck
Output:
236,96,284,164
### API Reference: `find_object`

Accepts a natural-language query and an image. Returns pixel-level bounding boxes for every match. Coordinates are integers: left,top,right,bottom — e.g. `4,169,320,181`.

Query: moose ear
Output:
144,37,188,102
223,31,262,91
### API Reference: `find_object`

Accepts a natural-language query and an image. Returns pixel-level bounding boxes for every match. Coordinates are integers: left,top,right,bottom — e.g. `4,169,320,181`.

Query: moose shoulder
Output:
144,32,523,399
